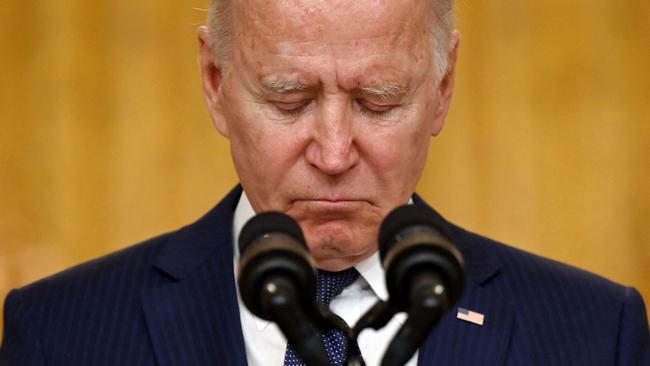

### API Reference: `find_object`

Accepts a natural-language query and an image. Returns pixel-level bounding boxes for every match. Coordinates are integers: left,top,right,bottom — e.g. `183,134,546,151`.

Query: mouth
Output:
290,198,371,212
293,197,369,203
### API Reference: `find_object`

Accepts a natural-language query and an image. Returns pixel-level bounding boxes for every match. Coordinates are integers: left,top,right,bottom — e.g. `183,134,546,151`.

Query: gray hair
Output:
207,0,455,82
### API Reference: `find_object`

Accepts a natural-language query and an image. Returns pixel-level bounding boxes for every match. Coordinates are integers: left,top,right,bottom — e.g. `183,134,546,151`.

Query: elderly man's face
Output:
200,0,458,270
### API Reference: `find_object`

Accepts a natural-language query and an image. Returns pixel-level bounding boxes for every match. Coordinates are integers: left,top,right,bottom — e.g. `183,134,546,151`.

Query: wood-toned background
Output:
1,0,649,335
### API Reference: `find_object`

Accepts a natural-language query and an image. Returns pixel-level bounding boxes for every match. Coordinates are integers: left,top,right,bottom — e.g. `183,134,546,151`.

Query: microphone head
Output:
378,204,451,262
237,211,316,320
379,204,464,311
238,211,306,255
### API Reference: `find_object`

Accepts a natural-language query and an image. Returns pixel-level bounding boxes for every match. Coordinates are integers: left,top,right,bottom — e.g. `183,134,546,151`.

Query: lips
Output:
311,199,363,206
290,198,370,213
295,198,365,205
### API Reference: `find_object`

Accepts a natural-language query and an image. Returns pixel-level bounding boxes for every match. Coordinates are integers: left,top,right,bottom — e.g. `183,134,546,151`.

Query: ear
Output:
198,26,230,138
431,30,461,136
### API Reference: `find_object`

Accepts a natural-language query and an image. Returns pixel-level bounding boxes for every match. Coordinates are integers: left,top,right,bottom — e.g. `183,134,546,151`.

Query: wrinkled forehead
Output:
230,0,433,57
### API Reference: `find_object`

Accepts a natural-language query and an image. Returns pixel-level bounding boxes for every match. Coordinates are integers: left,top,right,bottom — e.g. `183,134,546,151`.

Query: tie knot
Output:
315,268,360,305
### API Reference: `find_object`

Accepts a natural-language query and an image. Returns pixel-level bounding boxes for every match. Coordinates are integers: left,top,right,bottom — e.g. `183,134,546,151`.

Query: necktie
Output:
284,268,360,366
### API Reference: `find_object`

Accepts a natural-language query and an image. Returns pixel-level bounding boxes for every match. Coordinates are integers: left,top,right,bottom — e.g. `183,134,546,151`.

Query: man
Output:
1,0,648,365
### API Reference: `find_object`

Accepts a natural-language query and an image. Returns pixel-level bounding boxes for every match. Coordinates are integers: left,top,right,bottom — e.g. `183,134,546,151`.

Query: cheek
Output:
224,97,271,154
226,108,306,180
359,121,431,186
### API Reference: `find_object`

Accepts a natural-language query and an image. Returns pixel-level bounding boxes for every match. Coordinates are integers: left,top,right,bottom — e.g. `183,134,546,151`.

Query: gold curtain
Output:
1,0,649,335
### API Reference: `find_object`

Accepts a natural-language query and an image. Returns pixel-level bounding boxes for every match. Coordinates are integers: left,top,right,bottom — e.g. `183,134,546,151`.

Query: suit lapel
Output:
142,187,248,366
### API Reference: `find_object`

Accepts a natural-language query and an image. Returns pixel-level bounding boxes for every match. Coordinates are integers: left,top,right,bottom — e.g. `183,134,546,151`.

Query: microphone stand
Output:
345,278,448,366
283,284,447,366
261,276,331,366
346,300,398,366
310,302,373,366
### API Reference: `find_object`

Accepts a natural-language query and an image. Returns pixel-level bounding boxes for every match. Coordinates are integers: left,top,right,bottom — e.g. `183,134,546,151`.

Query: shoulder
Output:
0,231,177,365
451,224,649,362
1,188,242,363
412,194,628,301
14,231,173,301
9,186,242,305
453,225,630,305
453,225,649,362
2,230,178,346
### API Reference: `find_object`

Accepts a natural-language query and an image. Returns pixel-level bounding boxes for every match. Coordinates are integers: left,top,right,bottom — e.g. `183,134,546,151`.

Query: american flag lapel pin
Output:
457,307,485,326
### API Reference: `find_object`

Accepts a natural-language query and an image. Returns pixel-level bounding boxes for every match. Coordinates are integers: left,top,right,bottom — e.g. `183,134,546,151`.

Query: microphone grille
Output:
238,211,306,255
378,204,450,262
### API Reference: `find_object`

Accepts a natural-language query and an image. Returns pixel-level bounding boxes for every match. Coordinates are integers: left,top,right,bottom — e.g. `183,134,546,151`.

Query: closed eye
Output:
273,101,311,115
356,100,397,115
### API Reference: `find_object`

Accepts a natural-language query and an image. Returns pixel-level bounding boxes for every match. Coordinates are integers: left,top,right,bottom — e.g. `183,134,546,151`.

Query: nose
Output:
305,100,359,175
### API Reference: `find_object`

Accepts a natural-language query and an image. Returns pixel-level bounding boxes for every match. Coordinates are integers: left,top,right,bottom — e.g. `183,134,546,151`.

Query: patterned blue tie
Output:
284,268,360,366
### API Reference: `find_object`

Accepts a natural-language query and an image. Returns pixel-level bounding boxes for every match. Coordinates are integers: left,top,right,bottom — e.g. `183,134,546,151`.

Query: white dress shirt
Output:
233,191,417,366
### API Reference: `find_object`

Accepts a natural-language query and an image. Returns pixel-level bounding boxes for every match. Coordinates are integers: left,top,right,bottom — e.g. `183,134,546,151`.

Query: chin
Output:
304,228,377,271
310,249,375,271
288,206,383,269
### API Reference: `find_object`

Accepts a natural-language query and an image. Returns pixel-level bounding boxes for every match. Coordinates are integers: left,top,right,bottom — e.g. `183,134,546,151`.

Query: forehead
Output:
230,0,434,67
233,0,430,32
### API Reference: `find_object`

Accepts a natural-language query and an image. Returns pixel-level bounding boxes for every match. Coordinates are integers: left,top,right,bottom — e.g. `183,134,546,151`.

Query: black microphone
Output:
378,204,464,366
237,211,330,366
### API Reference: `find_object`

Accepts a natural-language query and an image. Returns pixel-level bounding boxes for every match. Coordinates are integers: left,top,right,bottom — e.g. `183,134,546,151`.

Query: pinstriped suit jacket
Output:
1,186,649,365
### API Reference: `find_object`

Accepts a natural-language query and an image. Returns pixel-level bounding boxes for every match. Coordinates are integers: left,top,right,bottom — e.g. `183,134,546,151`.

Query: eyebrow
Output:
260,76,307,94
259,76,408,99
358,81,408,100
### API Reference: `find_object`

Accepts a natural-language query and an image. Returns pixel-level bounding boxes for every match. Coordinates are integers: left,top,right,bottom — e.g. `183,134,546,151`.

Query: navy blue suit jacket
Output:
2,186,649,365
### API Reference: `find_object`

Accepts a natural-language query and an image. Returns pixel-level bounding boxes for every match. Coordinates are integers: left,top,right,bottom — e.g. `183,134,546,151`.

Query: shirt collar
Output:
233,190,256,263
355,252,388,300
